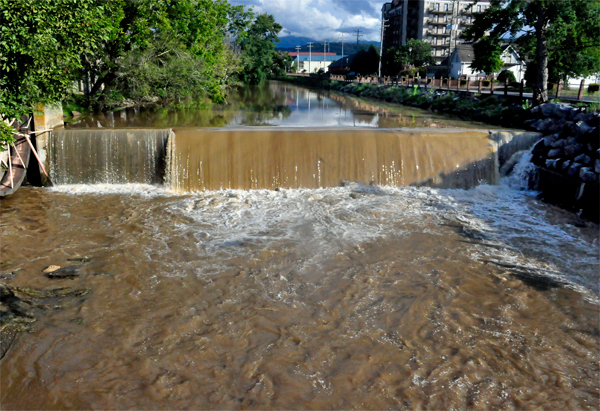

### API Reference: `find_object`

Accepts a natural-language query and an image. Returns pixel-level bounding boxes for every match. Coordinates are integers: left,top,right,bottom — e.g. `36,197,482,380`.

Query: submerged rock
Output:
46,265,82,279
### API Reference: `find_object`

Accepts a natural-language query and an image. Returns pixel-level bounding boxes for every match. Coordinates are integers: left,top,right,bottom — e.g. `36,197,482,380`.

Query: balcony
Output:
460,20,473,26
428,7,453,14
427,30,451,37
427,18,448,25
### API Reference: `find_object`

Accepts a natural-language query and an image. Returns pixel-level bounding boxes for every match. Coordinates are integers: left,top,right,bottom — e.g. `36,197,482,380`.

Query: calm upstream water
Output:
1,82,598,410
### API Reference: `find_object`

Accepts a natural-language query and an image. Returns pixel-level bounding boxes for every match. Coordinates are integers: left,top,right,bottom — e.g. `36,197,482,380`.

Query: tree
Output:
497,69,517,83
238,13,288,84
0,0,113,121
470,37,504,78
351,45,380,75
464,0,600,103
382,39,434,76
80,0,236,108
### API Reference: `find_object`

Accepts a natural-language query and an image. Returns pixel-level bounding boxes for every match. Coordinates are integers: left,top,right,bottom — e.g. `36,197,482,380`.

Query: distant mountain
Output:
278,41,380,56
276,36,318,49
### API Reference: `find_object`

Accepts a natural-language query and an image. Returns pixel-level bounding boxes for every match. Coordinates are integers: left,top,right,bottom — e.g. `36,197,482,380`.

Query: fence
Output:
286,73,598,103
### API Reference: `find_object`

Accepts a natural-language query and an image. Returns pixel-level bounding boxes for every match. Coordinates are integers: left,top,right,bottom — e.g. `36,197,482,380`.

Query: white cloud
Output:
230,0,383,41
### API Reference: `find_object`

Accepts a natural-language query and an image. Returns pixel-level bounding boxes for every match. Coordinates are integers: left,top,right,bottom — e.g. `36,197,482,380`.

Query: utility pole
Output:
378,18,389,77
323,40,328,72
295,45,301,73
338,33,345,57
307,42,313,74
354,29,363,45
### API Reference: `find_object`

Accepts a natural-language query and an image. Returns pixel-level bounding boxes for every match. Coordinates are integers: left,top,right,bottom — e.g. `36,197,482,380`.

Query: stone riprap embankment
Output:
527,103,599,221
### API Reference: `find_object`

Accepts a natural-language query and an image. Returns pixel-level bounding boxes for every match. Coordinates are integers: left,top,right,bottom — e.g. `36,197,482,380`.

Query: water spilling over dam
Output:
48,128,498,191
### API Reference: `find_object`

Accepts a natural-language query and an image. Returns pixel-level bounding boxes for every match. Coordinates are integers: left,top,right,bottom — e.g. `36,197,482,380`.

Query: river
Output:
1,81,598,410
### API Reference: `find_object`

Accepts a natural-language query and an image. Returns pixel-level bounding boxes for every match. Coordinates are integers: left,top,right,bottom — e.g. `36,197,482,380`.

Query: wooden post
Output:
577,79,585,101
520,80,524,99
467,79,471,92
424,77,428,91
490,79,495,95
478,80,482,93
556,81,562,99
457,78,460,91
504,77,508,97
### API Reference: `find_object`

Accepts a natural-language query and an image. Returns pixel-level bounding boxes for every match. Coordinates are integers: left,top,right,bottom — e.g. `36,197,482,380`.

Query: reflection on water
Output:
66,81,484,129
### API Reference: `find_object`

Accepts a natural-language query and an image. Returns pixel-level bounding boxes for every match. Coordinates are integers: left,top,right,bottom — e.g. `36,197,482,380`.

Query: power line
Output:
295,45,301,73
307,42,313,74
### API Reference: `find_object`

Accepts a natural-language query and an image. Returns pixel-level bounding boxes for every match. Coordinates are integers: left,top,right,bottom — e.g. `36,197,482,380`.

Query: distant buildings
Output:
381,0,490,63
443,43,526,81
289,52,346,73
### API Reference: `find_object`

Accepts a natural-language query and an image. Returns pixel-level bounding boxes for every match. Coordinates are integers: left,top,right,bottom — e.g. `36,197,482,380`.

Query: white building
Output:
382,0,490,63
447,43,525,81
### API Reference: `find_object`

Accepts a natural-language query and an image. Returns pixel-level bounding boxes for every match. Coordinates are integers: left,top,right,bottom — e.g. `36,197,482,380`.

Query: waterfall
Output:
49,129,170,185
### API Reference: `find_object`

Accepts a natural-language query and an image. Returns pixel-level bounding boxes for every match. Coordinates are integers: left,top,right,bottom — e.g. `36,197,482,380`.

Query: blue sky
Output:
229,0,383,42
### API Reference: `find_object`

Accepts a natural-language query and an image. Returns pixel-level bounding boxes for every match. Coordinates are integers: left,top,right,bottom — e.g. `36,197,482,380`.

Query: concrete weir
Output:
46,127,542,191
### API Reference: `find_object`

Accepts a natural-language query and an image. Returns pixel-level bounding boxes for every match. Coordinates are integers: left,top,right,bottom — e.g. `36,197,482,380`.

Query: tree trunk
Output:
534,5,549,104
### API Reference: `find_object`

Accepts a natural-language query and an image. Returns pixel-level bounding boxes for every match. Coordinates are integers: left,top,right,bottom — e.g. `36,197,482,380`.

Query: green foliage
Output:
0,121,16,149
383,39,434,75
0,0,113,119
464,0,600,103
238,13,290,85
350,45,380,76
470,37,503,76
498,70,517,83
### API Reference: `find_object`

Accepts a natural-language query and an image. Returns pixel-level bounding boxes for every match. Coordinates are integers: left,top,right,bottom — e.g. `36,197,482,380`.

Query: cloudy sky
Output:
230,0,383,42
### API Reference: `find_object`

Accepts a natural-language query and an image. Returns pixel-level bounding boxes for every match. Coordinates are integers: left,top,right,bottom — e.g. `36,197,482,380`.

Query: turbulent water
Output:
1,179,598,410
1,81,599,409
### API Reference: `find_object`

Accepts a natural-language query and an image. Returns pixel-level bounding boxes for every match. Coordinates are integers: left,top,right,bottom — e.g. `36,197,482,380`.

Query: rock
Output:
575,121,595,135
535,118,554,131
71,111,81,117
45,265,81,279
43,265,61,273
567,162,582,177
543,134,558,146
561,160,572,171
566,136,577,145
579,167,597,182
545,159,559,169
551,139,566,148
574,153,592,166
595,159,600,174
547,148,562,158
573,112,587,122
564,143,583,158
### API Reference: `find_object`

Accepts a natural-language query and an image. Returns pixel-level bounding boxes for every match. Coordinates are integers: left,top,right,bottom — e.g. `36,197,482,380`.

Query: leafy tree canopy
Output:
0,0,113,120
463,0,600,103
238,13,290,84
383,39,434,76
470,36,504,77
351,45,380,75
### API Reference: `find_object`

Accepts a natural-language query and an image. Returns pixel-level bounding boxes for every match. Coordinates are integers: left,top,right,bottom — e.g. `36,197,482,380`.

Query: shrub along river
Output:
0,81,598,409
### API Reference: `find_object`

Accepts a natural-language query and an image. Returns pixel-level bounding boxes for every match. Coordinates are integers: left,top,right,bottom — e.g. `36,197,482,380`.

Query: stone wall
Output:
526,103,599,221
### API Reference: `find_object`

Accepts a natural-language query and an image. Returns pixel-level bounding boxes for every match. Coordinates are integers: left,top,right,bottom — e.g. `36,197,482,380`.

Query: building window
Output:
444,3,449,11
435,3,439,11
477,5,481,12
432,48,437,55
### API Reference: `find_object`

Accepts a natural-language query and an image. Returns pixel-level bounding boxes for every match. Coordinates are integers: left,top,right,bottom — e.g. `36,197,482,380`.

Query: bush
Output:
460,79,467,86
482,80,491,87
497,70,516,83
588,83,599,95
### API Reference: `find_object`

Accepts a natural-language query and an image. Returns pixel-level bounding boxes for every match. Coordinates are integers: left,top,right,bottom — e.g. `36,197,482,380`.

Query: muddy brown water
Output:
1,82,599,409
1,183,598,410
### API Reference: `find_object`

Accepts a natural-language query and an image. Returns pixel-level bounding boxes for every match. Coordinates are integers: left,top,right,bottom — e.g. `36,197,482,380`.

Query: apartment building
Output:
381,0,490,63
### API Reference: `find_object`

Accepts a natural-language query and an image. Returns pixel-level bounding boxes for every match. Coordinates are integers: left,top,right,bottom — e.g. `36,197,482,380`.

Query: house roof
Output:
328,53,358,68
452,42,525,64
294,54,345,62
